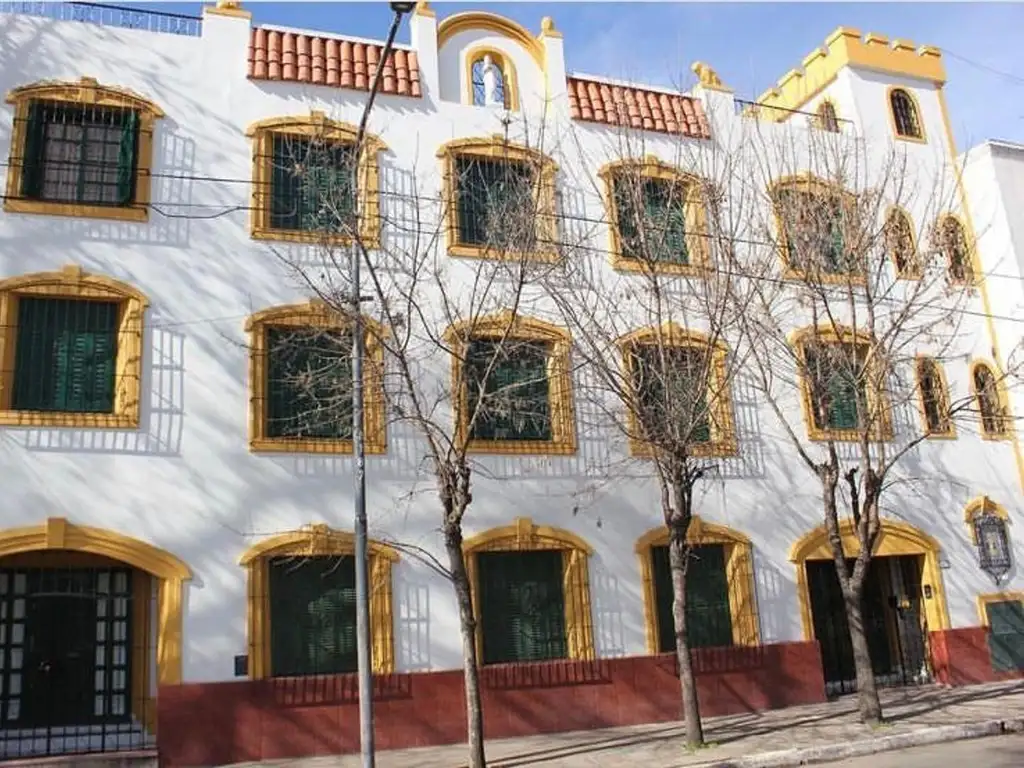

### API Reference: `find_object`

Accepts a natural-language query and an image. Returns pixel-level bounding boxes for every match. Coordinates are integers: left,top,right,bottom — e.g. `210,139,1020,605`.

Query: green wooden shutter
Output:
21,100,47,199
613,177,641,259
466,340,552,442
987,600,1024,672
652,544,733,652
12,298,117,413
116,110,139,205
479,550,566,664
456,156,487,246
269,556,358,677
645,179,688,264
270,135,302,230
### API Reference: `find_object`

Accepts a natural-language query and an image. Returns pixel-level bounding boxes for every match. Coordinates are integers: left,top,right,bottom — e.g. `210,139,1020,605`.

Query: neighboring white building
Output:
0,2,1022,764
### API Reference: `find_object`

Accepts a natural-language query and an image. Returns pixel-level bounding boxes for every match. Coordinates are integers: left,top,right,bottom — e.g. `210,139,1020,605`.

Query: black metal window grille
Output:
11,297,119,414
917,358,950,434
804,343,869,431
776,189,848,273
265,325,353,440
986,600,1024,672
0,566,138,758
454,155,536,250
941,218,971,282
890,89,921,138
269,134,357,234
20,100,140,206
268,556,357,677
976,514,1012,583
613,175,690,264
973,364,1006,436
630,344,712,443
651,544,733,652
478,550,567,665
465,338,553,442
885,210,916,275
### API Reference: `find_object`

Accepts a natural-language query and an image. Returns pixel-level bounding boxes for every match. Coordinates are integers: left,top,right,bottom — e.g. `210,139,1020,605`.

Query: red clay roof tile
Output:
566,76,710,139
248,27,422,98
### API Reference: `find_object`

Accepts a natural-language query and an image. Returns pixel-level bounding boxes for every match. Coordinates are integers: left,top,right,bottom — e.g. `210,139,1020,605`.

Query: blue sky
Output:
153,2,1023,152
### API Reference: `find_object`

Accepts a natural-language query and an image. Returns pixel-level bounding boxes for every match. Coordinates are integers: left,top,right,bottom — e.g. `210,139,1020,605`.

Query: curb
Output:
690,717,1024,767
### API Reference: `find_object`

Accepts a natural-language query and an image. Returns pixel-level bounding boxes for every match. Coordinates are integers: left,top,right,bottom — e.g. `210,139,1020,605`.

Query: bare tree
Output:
268,112,566,767
543,113,756,747
731,117,1020,723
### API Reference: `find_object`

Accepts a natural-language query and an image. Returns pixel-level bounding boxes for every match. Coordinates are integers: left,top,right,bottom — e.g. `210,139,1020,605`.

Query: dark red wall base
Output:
930,627,1024,686
157,642,825,767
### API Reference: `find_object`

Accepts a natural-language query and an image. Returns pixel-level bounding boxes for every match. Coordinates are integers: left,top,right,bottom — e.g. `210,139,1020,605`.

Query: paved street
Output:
833,733,1024,767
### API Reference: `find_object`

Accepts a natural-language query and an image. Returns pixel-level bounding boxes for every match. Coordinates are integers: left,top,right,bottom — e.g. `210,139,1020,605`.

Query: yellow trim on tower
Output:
789,517,950,642
4,77,164,222
239,524,399,679
437,12,545,68
0,517,191,686
634,517,759,653
462,517,595,663
0,266,149,429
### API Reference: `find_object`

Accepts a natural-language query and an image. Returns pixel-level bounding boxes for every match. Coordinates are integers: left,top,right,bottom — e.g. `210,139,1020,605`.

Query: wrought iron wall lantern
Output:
975,511,1012,585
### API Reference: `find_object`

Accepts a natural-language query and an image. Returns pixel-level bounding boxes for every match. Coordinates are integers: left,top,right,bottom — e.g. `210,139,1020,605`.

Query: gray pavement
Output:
226,680,1024,767
831,732,1024,767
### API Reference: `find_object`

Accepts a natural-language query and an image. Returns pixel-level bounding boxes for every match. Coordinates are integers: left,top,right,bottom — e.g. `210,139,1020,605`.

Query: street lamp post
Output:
351,4,416,768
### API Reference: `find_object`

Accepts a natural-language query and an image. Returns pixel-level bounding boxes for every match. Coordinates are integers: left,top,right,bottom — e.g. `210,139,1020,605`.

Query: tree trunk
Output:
843,586,883,725
445,527,487,767
668,525,704,748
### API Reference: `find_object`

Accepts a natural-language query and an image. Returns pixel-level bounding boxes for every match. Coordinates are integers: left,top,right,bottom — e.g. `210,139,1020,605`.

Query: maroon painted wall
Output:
930,627,1024,686
157,642,825,767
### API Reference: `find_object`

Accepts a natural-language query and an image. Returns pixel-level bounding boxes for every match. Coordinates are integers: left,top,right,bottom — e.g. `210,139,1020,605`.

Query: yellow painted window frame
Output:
0,265,148,429
463,517,595,664
437,136,559,262
244,299,387,455
238,524,399,678
769,175,865,285
977,591,1024,627
463,45,520,111
887,85,927,144
915,355,956,439
245,113,387,248
598,156,710,277
790,517,950,643
970,359,1013,441
885,206,923,279
4,77,163,223
964,495,1011,545
635,517,760,653
791,324,894,442
445,310,576,455
618,322,737,458
935,213,976,285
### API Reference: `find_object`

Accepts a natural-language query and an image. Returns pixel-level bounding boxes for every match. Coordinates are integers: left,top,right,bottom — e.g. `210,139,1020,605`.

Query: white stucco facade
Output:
0,4,1022,696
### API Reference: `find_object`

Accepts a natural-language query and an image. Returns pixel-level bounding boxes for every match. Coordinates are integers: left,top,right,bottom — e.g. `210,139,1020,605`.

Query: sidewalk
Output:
230,680,1024,768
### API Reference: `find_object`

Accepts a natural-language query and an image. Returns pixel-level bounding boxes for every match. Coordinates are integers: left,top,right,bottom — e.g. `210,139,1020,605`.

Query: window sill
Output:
0,410,138,429
466,437,576,455
250,436,387,455
980,431,1013,443
805,426,892,443
251,226,379,249
611,256,706,277
448,243,560,263
782,266,867,286
894,133,928,145
628,438,737,459
923,428,958,440
3,199,148,223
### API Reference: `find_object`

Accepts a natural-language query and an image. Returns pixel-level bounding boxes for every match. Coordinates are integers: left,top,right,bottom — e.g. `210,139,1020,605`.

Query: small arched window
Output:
937,216,972,283
916,357,952,436
885,208,918,277
890,88,923,139
469,50,516,110
816,101,839,133
973,363,1008,438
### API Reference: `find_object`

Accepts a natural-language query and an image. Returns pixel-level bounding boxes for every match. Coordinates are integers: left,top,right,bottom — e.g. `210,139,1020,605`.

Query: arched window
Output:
4,77,164,222
0,266,148,429
770,176,859,280
466,48,518,110
244,300,387,454
885,208,919,278
462,517,594,664
816,101,839,133
972,362,1009,438
916,357,953,437
936,215,972,283
599,157,710,276
889,88,923,140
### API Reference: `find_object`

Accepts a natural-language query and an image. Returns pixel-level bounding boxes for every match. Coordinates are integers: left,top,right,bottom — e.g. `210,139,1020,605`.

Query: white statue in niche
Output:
480,54,504,107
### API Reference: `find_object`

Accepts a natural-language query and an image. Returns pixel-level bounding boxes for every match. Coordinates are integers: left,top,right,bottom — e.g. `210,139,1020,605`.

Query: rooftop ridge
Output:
256,23,415,51
568,71,692,98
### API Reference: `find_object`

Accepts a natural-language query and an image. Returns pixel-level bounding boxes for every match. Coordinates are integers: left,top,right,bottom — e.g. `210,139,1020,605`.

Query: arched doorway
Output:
0,517,191,758
790,518,950,696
